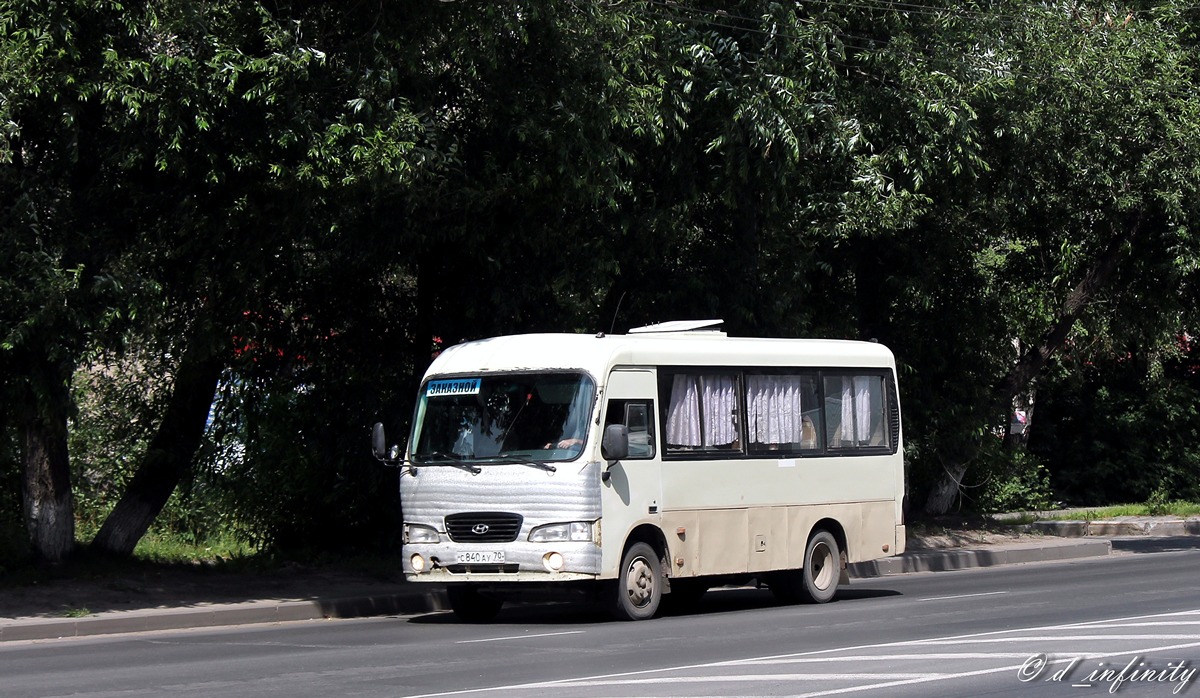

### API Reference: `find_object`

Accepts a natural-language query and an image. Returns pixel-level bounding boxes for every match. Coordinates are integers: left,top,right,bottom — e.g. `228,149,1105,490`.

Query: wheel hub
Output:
625,557,655,607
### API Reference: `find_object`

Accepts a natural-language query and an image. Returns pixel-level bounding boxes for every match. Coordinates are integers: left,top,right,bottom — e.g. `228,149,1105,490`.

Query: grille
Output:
888,378,902,454
445,512,523,543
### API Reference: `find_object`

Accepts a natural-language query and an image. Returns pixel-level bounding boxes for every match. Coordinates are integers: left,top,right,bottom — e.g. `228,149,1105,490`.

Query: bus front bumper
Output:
402,541,602,582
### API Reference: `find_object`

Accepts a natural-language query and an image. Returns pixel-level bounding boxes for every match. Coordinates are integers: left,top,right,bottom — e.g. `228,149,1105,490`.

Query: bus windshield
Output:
410,372,595,464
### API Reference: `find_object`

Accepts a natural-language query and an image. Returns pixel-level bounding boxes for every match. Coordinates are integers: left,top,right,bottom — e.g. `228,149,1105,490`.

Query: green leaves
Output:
5,0,1200,548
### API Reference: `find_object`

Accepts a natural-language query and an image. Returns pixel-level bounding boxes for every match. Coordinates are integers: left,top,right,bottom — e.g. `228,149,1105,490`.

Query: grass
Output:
911,500,1200,531
1039,501,1200,520
0,528,259,589
0,523,405,593
130,530,257,565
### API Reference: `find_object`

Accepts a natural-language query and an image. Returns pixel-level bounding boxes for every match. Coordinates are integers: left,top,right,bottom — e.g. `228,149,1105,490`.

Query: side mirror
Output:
601,424,629,461
371,422,389,461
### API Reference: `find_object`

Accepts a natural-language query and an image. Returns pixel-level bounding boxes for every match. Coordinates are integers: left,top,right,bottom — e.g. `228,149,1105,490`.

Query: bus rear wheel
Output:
769,530,841,604
799,530,840,603
610,542,662,621
446,584,503,622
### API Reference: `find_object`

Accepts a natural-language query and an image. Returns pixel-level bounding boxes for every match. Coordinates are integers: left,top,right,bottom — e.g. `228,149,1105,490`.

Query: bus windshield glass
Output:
410,372,595,464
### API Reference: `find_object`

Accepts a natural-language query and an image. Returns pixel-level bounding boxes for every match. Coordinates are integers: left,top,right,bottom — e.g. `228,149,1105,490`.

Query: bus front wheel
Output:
610,542,662,621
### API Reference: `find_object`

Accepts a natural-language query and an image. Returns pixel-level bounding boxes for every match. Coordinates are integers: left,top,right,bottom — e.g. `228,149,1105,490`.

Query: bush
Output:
972,446,1055,513
1030,348,1200,505
1145,485,1173,517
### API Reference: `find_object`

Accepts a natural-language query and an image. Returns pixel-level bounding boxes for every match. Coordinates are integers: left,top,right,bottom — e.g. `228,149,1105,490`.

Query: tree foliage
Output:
4,0,1200,560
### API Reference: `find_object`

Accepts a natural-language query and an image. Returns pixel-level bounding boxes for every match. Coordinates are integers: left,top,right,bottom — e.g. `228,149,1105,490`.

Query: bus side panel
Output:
860,499,902,561
658,457,895,512
662,502,900,578
662,511,700,578
697,508,749,576
746,506,790,573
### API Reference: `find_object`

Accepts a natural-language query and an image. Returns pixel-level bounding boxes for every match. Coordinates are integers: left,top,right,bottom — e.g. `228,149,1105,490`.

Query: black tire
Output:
446,584,503,622
610,542,663,621
798,530,840,604
768,530,841,604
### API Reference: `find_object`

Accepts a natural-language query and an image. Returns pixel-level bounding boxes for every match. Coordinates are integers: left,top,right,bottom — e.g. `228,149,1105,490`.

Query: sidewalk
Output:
3,516,1198,642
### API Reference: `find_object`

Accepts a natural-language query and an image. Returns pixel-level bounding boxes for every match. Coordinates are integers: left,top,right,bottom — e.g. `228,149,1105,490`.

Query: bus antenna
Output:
608,291,627,335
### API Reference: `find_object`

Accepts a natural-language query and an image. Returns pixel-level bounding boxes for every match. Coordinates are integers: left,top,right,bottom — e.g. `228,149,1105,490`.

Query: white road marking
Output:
402,608,1200,698
913,634,1200,644
456,630,585,644
920,591,1008,601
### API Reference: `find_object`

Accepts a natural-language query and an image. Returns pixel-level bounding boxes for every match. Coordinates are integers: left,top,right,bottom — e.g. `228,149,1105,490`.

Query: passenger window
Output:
662,373,741,452
823,374,888,450
745,373,821,454
605,399,655,459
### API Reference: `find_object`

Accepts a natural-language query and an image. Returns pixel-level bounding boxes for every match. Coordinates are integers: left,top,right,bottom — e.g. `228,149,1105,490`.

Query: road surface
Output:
3,539,1199,697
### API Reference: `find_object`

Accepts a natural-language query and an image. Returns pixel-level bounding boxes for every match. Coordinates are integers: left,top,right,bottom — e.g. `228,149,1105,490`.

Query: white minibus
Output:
372,320,905,621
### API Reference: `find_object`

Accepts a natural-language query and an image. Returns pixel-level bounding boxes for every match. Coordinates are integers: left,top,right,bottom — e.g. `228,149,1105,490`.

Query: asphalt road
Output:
3,541,1200,698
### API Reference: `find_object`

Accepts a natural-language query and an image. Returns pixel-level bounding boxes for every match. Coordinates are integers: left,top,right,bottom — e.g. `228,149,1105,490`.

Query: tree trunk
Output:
923,216,1142,515
90,339,223,556
923,461,969,516
20,357,75,563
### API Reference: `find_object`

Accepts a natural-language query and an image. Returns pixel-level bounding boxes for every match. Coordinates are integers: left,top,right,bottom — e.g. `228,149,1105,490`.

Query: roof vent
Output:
628,319,725,335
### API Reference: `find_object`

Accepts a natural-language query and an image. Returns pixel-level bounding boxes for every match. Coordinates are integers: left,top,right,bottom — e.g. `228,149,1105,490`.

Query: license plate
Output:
456,551,505,564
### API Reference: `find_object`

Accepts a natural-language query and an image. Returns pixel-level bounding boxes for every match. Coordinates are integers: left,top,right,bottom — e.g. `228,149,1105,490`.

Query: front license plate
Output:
456,551,505,564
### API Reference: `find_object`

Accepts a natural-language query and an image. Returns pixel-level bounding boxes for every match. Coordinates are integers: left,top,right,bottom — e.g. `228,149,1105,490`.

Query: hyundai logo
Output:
472,523,490,535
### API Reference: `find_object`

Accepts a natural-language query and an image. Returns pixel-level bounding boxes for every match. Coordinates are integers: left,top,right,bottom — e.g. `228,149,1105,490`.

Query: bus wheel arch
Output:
809,517,849,573
609,525,667,621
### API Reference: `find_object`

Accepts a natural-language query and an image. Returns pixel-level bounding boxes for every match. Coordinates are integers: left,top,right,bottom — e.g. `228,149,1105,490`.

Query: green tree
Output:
918,3,1200,513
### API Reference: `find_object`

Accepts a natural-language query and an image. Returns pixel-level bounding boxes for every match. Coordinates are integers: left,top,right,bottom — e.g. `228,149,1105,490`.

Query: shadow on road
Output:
405,585,903,625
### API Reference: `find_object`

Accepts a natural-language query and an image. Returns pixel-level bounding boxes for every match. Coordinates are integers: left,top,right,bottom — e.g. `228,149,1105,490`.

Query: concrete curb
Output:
1031,519,1200,537
848,538,1112,578
0,591,451,642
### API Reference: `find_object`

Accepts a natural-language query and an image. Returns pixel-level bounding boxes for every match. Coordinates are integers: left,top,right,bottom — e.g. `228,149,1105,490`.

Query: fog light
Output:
411,554,426,572
543,552,564,572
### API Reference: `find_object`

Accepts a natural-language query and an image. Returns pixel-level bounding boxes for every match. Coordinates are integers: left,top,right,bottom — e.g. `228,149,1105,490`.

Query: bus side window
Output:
745,372,820,455
823,374,888,450
606,399,655,459
661,372,741,452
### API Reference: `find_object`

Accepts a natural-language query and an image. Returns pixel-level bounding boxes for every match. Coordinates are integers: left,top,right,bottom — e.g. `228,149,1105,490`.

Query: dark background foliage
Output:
3,0,1200,562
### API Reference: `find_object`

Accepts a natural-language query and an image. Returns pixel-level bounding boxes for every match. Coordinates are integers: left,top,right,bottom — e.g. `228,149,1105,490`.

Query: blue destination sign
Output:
426,378,481,397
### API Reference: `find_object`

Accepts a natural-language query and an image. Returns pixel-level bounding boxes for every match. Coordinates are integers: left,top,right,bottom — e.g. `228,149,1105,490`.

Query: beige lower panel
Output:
663,502,898,577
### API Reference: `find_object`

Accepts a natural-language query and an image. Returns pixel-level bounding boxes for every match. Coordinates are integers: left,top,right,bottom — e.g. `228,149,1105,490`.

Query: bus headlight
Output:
404,523,440,544
529,522,593,543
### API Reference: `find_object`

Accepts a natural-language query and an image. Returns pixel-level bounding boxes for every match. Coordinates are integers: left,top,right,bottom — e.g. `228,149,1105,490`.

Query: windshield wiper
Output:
479,455,557,473
425,451,482,475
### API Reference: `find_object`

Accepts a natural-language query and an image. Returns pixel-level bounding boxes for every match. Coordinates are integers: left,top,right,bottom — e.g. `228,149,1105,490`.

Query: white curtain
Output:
839,376,874,444
746,375,804,445
666,375,701,446
666,374,738,447
703,375,737,446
